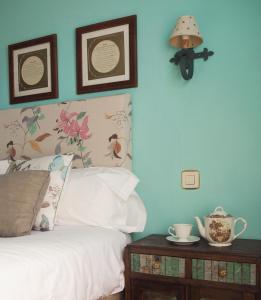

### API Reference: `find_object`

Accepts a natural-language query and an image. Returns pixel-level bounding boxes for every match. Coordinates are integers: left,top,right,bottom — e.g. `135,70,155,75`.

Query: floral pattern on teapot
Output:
209,219,231,243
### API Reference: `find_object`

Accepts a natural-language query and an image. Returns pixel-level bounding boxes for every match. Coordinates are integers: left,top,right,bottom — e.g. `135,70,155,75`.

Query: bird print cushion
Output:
7,154,73,231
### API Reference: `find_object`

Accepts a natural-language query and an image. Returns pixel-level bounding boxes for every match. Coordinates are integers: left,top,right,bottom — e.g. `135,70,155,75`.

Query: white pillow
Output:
79,167,139,200
56,168,147,233
7,154,73,231
118,191,147,233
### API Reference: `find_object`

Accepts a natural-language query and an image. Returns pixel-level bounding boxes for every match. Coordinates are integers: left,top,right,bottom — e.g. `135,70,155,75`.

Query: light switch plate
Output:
181,170,200,189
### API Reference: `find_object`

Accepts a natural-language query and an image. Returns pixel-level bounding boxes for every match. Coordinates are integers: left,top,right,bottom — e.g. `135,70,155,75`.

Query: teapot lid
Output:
208,206,231,217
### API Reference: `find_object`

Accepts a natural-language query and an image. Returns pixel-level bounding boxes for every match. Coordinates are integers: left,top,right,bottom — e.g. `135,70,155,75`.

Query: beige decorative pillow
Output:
0,170,50,237
7,154,73,231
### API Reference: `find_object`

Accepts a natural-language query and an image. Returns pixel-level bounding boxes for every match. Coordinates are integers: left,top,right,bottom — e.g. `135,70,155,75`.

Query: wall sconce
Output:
169,16,214,80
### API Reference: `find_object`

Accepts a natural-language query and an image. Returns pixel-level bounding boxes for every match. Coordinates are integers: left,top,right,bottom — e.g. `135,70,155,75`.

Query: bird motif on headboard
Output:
0,94,132,170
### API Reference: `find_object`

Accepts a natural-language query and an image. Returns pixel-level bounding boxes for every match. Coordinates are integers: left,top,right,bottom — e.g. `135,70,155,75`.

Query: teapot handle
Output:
233,217,247,240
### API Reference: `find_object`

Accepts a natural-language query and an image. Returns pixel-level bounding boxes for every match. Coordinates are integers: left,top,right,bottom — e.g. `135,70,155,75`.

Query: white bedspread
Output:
0,225,131,300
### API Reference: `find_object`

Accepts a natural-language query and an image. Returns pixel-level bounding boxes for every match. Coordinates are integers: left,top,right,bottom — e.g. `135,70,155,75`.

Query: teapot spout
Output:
194,216,206,239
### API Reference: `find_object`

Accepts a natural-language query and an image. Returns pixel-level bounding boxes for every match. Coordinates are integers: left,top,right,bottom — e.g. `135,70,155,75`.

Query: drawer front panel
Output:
192,259,256,286
131,253,185,278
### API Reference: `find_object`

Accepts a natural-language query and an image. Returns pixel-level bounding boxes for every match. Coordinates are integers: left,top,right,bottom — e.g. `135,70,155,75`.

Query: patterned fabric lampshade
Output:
169,16,203,49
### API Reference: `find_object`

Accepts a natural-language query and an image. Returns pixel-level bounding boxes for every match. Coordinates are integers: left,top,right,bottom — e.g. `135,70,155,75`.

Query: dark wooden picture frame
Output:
9,34,58,104
76,15,137,94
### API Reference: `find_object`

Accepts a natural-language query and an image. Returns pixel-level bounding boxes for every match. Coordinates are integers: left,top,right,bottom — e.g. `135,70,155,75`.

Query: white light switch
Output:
182,170,200,189
185,175,195,185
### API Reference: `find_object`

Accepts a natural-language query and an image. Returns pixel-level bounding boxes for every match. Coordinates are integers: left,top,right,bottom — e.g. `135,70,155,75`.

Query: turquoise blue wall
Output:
1,0,261,239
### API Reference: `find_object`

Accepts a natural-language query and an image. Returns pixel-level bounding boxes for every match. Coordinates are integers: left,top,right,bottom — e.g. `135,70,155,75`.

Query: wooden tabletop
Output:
128,234,261,259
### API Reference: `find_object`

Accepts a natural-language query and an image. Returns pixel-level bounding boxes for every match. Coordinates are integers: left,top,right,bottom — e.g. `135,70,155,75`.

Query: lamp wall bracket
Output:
170,48,214,80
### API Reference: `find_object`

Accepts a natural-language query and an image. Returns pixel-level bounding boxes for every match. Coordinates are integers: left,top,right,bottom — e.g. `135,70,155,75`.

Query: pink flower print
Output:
57,110,91,140
58,110,78,134
66,119,79,138
66,116,91,140
61,110,78,123
79,116,91,140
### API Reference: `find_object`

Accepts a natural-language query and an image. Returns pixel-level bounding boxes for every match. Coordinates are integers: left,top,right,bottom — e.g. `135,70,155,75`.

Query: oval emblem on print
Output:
21,55,45,86
91,40,120,74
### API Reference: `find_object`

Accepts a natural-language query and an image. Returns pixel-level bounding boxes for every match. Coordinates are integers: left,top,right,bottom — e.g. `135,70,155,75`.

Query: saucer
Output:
166,235,200,245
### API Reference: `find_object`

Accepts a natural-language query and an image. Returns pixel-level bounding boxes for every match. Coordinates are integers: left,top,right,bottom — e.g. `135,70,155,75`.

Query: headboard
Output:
0,94,132,169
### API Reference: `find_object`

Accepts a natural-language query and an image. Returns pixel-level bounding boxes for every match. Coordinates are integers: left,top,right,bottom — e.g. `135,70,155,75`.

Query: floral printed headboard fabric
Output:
0,94,132,169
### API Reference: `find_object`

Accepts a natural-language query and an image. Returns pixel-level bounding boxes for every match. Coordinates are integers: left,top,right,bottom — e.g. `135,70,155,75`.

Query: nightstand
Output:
124,234,261,300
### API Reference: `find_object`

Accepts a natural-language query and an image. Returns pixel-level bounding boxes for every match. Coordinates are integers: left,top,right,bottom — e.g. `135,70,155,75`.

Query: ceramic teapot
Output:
194,207,247,247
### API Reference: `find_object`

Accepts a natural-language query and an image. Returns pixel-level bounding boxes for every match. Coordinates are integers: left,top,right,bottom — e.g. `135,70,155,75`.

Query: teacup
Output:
168,224,192,241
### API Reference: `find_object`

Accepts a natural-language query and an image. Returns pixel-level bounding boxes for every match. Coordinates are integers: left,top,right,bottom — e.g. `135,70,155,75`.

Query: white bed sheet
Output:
0,225,131,300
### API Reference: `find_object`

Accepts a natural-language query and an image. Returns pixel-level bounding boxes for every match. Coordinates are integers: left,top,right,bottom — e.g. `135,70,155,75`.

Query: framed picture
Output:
9,34,58,104
76,15,137,94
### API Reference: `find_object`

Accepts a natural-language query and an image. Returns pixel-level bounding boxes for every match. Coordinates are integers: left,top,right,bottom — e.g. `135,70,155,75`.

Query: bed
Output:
0,94,145,300
0,225,131,300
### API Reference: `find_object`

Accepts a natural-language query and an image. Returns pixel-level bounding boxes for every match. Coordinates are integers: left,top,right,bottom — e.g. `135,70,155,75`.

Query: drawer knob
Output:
218,269,227,278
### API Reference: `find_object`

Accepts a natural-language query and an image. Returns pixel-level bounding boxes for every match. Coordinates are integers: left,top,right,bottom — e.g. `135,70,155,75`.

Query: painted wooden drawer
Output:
131,253,185,278
192,259,256,286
